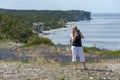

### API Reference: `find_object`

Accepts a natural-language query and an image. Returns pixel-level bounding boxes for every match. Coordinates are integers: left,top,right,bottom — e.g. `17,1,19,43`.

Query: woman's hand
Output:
74,32,78,37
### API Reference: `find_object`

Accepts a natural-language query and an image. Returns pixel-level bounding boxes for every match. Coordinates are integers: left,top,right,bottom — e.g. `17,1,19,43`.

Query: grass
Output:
0,41,120,65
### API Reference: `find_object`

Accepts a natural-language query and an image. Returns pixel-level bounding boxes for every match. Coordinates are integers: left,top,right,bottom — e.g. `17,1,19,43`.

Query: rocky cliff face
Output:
78,12,91,20
66,10,91,21
32,22,44,33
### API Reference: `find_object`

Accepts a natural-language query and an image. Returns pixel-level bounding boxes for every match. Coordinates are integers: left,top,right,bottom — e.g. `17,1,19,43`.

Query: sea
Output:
43,13,120,50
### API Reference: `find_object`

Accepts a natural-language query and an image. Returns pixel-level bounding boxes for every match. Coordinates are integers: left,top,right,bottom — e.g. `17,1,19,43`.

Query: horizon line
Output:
0,8,120,14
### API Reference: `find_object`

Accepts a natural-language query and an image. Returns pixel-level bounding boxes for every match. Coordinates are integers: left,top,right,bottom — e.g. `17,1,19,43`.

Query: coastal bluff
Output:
0,9,91,21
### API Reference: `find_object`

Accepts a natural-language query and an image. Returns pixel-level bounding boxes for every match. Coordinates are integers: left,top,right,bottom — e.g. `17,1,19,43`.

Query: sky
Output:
0,0,120,13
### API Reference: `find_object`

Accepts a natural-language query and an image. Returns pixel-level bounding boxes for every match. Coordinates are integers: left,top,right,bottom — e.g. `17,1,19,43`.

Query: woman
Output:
71,25,88,70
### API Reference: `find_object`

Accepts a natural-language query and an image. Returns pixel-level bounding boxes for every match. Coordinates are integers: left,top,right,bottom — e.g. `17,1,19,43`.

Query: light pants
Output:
71,46,85,62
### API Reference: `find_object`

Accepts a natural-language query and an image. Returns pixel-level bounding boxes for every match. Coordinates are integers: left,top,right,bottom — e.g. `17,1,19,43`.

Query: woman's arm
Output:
71,33,77,41
80,32,84,39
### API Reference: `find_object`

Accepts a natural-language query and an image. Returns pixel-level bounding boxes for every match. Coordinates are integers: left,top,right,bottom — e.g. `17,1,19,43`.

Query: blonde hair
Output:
72,25,77,33
72,25,77,37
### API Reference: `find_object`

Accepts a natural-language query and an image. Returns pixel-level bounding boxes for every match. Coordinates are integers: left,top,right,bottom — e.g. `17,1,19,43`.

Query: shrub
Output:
24,36,54,47
100,50,120,56
83,46,101,53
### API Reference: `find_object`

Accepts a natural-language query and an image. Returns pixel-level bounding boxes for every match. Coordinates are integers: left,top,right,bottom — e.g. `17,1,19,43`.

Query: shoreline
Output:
38,27,68,37
42,27,69,35
42,22,75,35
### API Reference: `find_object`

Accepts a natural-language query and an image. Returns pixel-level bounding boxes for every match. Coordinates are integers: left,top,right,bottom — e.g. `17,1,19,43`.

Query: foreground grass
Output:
0,42,120,64
0,60,120,80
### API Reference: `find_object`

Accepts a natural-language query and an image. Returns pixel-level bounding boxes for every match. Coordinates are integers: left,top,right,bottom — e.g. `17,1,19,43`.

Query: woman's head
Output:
72,25,77,33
